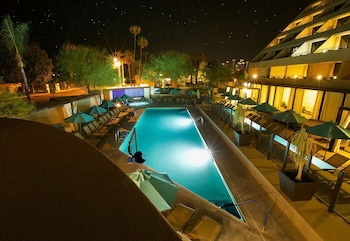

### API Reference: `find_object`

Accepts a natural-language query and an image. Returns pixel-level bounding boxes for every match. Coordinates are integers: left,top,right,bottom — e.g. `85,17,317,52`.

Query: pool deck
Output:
96,103,350,241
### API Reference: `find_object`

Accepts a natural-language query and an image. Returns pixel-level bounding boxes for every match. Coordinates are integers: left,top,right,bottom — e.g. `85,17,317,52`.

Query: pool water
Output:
119,108,243,219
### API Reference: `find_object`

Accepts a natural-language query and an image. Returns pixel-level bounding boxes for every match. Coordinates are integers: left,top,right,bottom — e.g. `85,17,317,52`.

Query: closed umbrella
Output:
84,105,107,115
128,169,179,212
64,112,94,131
252,102,279,113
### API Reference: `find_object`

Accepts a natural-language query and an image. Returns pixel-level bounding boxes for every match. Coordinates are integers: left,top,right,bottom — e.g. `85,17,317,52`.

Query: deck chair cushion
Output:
185,215,222,241
166,203,195,232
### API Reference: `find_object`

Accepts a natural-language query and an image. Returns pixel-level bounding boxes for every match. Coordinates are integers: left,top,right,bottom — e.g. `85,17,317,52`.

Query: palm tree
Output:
129,25,141,59
137,36,148,84
1,15,31,101
123,49,134,81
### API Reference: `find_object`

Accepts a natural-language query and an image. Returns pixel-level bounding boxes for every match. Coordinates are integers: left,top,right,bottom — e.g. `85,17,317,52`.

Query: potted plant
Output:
232,105,253,146
279,128,318,201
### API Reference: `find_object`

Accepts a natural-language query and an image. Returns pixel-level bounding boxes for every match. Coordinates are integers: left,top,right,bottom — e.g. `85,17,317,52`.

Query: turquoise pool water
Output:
119,107,243,219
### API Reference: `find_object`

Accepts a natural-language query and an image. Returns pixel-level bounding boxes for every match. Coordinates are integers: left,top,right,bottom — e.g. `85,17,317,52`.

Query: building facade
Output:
247,0,350,152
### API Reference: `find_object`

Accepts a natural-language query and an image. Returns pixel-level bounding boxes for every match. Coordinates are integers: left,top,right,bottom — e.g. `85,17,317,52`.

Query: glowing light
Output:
293,75,298,79
179,148,211,168
316,75,322,80
252,74,258,79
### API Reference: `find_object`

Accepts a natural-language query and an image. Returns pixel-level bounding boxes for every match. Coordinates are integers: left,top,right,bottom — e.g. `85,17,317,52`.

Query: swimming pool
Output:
119,107,243,219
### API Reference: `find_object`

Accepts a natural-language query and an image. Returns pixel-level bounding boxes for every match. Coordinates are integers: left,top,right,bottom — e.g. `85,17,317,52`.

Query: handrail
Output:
194,116,203,125
220,199,269,232
127,128,138,156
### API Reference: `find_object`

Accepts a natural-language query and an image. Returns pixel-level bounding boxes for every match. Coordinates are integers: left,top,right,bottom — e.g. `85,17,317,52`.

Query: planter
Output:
233,130,253,146
279,170,318,201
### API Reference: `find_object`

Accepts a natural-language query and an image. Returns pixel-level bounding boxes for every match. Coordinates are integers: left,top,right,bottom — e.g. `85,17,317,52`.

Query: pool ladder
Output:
194,116,203,125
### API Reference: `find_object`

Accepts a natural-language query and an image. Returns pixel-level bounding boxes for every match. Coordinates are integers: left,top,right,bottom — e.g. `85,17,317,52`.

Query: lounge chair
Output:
340,182,350,198
166,203,195,232
183,215,223,241
325,153,349,168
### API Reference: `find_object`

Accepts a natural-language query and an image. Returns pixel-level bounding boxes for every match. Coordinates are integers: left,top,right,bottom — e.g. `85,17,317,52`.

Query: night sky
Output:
2,0,314,61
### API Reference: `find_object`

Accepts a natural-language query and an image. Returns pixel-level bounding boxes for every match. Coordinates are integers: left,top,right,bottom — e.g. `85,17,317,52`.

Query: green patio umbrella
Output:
228,94,243,101
306,121,350,156
112,97,122,102
169,88,181,94
273,110,307,138
252,102,279,113
239,97,258,105
306,121,350,139
64,112,94,131
84,105,107,115
121,94,131,100
221,92,231,97
128,169,179,212
100,100,116,112
186,89,197,95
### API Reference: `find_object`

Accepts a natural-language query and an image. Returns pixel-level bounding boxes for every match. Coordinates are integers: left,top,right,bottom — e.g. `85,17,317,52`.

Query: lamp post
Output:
113,57,122,86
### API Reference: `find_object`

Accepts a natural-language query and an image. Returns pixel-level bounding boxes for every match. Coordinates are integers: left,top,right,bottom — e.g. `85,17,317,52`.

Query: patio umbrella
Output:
128,169,179,212
64,112,94,131
273,110,307,138
186,89,197,95
221,92,231,97
100,100,116,112
112,97,122,102
169,88,181,94
84,105,107,115
239,97,258,105
306,121,350,157
228,94,243,101
306,121,350,140
121,94,131,100
252,102,279,113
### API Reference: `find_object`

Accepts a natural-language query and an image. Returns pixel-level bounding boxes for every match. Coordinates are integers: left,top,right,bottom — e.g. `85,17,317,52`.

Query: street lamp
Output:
113,57,122,85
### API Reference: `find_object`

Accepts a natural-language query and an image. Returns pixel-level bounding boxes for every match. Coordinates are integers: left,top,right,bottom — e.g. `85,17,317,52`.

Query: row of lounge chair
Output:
165,203,223,241
74,105,134,145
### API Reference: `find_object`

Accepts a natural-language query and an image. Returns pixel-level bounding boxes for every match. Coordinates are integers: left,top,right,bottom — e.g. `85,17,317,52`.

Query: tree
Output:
143,51,192,85
189,52,206,85
290,129,314,181
0,38,22,83
123,49,134,81
24,44,53,84
56,43,115,91
0,90,35,118
137,36,148,84
1,15,31,101
205,61,233,87
129,25,141,59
